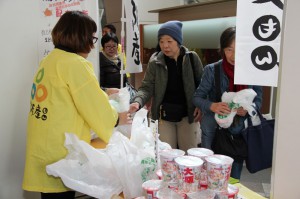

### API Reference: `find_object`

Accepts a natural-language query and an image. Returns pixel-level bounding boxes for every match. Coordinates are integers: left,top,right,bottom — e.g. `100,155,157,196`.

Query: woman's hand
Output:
129,102,140,114
106,88,119,96
193,107,202,122
117,111,133,126
236,107,248,116
210,102,231,115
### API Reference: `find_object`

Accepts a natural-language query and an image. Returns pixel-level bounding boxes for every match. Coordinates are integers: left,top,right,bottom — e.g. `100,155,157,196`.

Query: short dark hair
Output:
220,26,236,57
52,11,97,54
103,24,116,34
101,32,119,48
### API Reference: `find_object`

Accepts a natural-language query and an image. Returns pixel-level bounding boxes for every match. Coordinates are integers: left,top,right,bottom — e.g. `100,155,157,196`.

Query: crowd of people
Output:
22,10,263,199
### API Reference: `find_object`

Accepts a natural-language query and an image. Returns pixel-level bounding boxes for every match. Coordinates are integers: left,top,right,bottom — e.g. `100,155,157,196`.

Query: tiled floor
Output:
240,166,272,198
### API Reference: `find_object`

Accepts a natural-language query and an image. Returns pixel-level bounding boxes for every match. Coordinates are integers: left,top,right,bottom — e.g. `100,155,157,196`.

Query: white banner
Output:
124,0,143,73
235,0,284,87
38,0,99,75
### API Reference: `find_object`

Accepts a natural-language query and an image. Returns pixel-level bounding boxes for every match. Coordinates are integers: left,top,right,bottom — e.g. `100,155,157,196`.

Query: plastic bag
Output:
109,87,131,138
107,108,157,199
215,89,257,128
47,109,159,199
106,132,144,199
46,133,122,199
109,87,130,112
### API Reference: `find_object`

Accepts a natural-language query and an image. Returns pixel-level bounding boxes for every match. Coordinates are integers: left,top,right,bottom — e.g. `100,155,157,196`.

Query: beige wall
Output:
271,1,300,198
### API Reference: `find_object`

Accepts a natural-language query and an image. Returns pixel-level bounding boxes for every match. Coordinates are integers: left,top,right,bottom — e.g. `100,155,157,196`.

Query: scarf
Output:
103,51,119,66
222,58,247,92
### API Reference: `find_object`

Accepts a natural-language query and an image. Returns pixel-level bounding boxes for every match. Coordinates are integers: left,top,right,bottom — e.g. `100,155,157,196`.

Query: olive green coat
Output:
133,46,203,123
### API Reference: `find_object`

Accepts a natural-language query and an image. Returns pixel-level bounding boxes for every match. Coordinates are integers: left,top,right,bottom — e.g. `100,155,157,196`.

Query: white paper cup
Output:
205,154,233,193
157,187,185,199
187,189,216,199
227,184,239,199
174,155,203,193
187,148,214,189
142,179,164,199
156,169,163,180
160,149,185,188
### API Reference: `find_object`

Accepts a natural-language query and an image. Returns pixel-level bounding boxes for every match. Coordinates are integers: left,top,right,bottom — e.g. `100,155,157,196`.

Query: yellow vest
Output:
22,49,118,192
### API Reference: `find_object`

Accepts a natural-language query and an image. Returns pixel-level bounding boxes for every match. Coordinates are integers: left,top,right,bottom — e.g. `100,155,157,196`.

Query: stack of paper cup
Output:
187,148,214,189
205,154,233,194
160,149,185,188
174,155,203,193
216,184,239,199
156,169,163,180
156,187,185,199
142,179,165,199
186,189,216,199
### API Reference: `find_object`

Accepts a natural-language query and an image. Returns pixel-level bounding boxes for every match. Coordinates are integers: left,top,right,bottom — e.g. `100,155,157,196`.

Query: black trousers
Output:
41,191,75,199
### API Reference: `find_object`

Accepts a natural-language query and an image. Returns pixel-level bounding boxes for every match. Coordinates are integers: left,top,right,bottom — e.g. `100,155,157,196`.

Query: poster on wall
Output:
38,0,99,74
235,0,284,87
123,0,142,73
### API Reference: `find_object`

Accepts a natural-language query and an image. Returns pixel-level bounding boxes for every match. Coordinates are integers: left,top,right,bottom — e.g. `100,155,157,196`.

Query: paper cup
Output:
157,187,185,199
160,149,185,188
186,189,216,199
205,155,233,193
174,155,203,193
187,148,214,189
142,179,164,199
227,184,239,199
156,169,163,180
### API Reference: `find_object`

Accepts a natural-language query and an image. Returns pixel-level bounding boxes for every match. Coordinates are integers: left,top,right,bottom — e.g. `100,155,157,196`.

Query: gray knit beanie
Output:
158,20,183,45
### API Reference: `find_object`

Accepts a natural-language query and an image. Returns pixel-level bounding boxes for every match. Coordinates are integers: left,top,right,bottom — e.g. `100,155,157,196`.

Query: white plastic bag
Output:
233,89,257,117
47,109,158,199
106,132,143,199
107,108,157,199
109,87,132,138
215,92,238,128
215,89,257,128
131,108,156,182
109,87,130,112
46,133,122,199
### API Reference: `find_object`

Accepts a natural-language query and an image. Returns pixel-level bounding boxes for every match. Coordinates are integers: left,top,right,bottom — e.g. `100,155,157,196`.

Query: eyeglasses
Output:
104,45,117,50
92,36,98,44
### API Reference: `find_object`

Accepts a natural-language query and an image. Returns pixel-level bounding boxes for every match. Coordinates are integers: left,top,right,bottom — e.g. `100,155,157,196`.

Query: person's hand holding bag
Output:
210,102,231,115
129,102,140,114
116,112,133,126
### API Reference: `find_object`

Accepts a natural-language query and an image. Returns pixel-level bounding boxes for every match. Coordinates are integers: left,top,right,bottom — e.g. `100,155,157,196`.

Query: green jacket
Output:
134,46,203,123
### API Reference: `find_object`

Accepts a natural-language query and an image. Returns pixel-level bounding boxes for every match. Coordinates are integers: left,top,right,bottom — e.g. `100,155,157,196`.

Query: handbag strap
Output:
189,52,199,88
214,62,222,102
247,110,266,127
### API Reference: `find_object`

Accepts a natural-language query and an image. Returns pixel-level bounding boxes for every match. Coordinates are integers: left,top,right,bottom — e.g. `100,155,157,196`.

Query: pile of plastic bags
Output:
47,108,158,198
46,89,171,199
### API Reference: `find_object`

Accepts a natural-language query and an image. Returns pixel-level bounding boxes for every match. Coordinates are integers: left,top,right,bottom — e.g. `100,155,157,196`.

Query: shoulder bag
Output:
211,63,248,162
242,111,275,173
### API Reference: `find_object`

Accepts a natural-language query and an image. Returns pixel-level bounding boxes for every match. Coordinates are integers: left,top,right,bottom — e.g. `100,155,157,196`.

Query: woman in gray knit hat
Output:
129,20,203,152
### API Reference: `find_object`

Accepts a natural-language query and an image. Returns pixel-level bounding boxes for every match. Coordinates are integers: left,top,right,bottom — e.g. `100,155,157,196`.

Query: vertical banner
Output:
124,0,143,73
235,0,284,87
38,0,99,75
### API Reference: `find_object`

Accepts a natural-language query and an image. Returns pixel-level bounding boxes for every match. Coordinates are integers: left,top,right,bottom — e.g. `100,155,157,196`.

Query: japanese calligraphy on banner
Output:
38,0,98,68
235,0,284,87
124,0,142,73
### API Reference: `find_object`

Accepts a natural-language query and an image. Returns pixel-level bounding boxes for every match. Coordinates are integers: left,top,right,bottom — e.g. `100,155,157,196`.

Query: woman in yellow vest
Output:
22,11,131,199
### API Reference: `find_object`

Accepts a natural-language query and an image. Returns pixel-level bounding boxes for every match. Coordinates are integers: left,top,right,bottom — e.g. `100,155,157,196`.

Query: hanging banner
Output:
38,0,99,75
235,0,284,87
124,0,142,73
